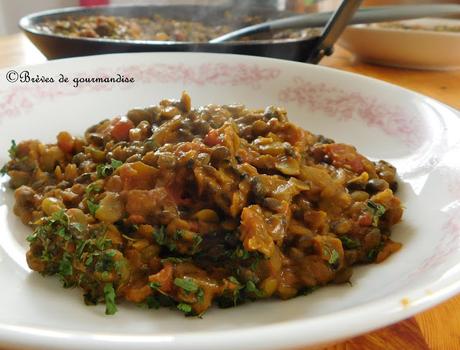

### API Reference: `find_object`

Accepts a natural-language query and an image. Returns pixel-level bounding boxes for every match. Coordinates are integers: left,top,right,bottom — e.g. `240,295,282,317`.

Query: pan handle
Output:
307,0,363,64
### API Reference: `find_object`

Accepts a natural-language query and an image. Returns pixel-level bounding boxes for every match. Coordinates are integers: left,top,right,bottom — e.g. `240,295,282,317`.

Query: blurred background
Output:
1,0,459,36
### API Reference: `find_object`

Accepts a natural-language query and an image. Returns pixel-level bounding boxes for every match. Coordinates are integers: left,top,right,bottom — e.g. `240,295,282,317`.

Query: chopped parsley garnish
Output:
153,225,177,252
111,159,123,169
232,247,250,260
58,253,73,277
103,283,118,315
367,248,379,262
245,280,264,298
85,182,102,196
96,164,113,179
192,235,203,251
95,234,111,250
56,226,71,241
228,276,240,285
367,242,385,262
340,235,360,249
27,209,72,244
141,295,161,310
174,277,199,294
250,253,262,271
87,199,100,216
96,159,123,179
104,250,116,259
173,229,184,241
8,140,17,158
0,164,7,176
85,255,94,266
149,281,161,290
177,303,192,314
153,225,166,245
367,201,386,227
328,249,340,266
197,288,205,304
76,240,88,258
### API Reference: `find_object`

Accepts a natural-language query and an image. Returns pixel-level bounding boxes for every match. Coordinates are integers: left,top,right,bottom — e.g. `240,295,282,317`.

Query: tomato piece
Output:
358,213,373,226
111,117,134,141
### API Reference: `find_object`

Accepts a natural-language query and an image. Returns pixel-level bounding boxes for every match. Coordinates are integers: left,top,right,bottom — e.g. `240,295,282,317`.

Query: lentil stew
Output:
1,92,403,316
36,14,320,42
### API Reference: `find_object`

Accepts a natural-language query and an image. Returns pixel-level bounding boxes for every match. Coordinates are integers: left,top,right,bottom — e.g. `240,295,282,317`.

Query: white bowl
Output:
0,52,460,350
339,18,460,70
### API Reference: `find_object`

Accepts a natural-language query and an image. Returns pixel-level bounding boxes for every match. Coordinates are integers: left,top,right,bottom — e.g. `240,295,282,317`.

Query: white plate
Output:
0,52,460,350
339,18,460,70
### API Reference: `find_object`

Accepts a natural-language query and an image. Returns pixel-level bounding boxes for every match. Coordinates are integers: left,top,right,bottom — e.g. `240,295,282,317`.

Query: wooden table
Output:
0,33,459,350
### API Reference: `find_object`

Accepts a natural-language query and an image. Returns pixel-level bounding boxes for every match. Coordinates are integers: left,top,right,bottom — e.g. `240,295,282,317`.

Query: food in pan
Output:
36,14,320,42
1,92,403,316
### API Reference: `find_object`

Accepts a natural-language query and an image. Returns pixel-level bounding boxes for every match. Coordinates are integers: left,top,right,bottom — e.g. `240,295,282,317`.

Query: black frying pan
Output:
18,2,360,63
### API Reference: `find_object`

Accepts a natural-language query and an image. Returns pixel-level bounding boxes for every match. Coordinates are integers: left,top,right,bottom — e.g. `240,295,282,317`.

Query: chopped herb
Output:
153,225,166,246
56,226,71,240
95,235,111,250
105,250,116,258
85,255,94,266
87,199,99,216
8,140,17,158
41,250,51,262
245,280,264,298
111,159,123,169
367,242,385,262
177,303,192,314
114,260,126,275
26,232,37,242
197,288,205,303
96,164,113,178
69,222,84,233
95,251,116,273
51,209,69,225
58,253,73,277
367,201,386,227
0,164,7,176
173,229,184,240
85,183,102,196
96,159,123,179
153,226,177,251
192,234,202,251
103,283,118,315
328,249,340,266
340,235,360,249
174,277,199,293
228,276,240,285
233,247,250,260
367,248,379,262
76,240,88,258
250,253,262,271
144,295,161,309
149,281,161,290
